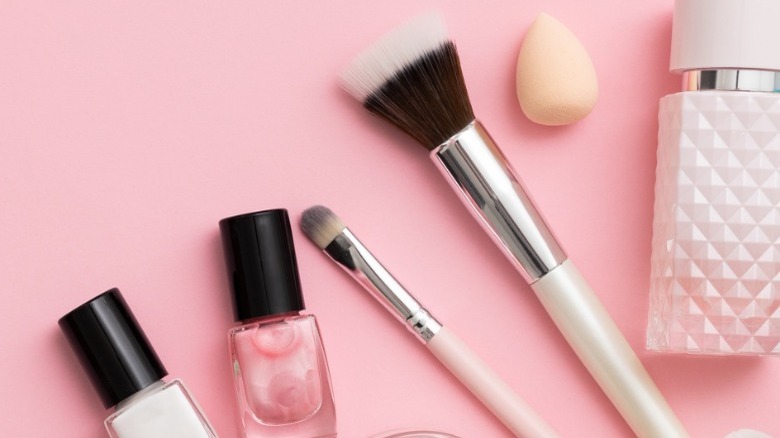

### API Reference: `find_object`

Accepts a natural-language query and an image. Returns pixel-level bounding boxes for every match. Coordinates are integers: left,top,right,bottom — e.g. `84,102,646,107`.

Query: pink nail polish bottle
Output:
219,209,336,438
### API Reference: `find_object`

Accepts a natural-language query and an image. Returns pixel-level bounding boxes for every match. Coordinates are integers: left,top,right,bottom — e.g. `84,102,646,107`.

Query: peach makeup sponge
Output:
516,13,598,126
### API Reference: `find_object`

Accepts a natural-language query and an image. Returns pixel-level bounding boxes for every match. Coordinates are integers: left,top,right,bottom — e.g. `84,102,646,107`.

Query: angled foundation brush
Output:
339,14,688,438
301,206,559,438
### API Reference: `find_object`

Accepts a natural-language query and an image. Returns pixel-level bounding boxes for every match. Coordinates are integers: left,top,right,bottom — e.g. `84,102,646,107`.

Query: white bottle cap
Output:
670,0,780,72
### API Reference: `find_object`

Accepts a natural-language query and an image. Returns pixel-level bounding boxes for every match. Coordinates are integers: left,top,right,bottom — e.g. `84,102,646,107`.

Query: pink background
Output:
1,1,778,437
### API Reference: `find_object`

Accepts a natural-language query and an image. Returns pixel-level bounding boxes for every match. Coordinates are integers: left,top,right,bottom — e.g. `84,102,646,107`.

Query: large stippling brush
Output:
340,14,688,438
301,205,559,438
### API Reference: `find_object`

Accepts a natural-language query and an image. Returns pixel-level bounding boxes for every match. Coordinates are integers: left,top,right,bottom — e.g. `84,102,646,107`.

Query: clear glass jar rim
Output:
372,430,461,438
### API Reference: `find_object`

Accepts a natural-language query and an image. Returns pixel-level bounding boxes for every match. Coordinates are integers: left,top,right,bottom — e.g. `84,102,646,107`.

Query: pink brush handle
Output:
532,261,688,438
426,326,559,438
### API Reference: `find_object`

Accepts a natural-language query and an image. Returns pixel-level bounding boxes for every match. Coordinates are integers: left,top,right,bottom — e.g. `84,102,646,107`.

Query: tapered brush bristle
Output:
340,14,475,151
300,206,346,249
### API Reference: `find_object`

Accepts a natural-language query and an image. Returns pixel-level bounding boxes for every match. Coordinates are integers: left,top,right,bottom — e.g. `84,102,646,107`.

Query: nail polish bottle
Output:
59,288,218,438
219,209,337,438
649,0,780,354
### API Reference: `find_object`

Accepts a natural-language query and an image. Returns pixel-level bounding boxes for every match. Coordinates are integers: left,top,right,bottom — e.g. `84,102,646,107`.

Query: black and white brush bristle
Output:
340,14,475,151
300,206,346,250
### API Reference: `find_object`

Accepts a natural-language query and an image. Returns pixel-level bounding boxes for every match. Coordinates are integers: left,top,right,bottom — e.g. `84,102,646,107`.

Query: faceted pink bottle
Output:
648,0,780,354
219,209,336,437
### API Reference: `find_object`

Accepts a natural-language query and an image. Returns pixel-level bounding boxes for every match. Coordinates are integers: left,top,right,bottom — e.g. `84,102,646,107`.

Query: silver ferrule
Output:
323,229,442,342
682,69,780,92
431,121,567,284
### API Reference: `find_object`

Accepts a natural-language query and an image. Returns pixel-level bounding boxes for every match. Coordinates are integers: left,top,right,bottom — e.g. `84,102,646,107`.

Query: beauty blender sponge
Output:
516,13,598,126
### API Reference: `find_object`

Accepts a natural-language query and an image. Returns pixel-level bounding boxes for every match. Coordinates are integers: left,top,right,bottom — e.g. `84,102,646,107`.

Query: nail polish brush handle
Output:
427,327,559,438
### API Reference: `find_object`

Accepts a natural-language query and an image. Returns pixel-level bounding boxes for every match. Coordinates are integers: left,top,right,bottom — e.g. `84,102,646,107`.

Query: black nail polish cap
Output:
219,208,305,322
59,288,167,408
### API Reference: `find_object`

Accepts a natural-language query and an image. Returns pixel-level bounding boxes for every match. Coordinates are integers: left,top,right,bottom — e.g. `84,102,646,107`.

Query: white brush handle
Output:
531,261,688,438
426,326,559,438
432,123,688,435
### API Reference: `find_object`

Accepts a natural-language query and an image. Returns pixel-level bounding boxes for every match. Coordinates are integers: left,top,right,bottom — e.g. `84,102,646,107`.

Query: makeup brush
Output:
301,205,559,438
339,14,688,438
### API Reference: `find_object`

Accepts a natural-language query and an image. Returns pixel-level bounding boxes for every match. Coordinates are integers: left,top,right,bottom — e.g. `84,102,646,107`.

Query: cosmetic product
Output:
648,0,780,355
219,209,336,438
516,13,598,126
59,288,217,438
300,206,559,438
339,14,687,437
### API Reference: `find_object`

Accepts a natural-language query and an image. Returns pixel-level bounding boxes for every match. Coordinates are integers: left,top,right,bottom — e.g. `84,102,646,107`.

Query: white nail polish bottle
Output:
60,288,218,438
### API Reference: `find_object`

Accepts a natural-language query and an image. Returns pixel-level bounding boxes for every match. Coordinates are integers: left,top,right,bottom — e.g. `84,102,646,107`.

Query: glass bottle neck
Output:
681,69,780,93
114,380,166,410
239,311,303,326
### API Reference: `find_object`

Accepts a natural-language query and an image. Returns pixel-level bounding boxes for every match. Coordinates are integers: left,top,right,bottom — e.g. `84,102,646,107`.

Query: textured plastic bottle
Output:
648,0,780,354
220,209,336,438
59,289,217,438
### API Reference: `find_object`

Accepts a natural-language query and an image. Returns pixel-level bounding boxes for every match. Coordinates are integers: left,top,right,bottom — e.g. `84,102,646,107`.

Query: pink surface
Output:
0,1,777,437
